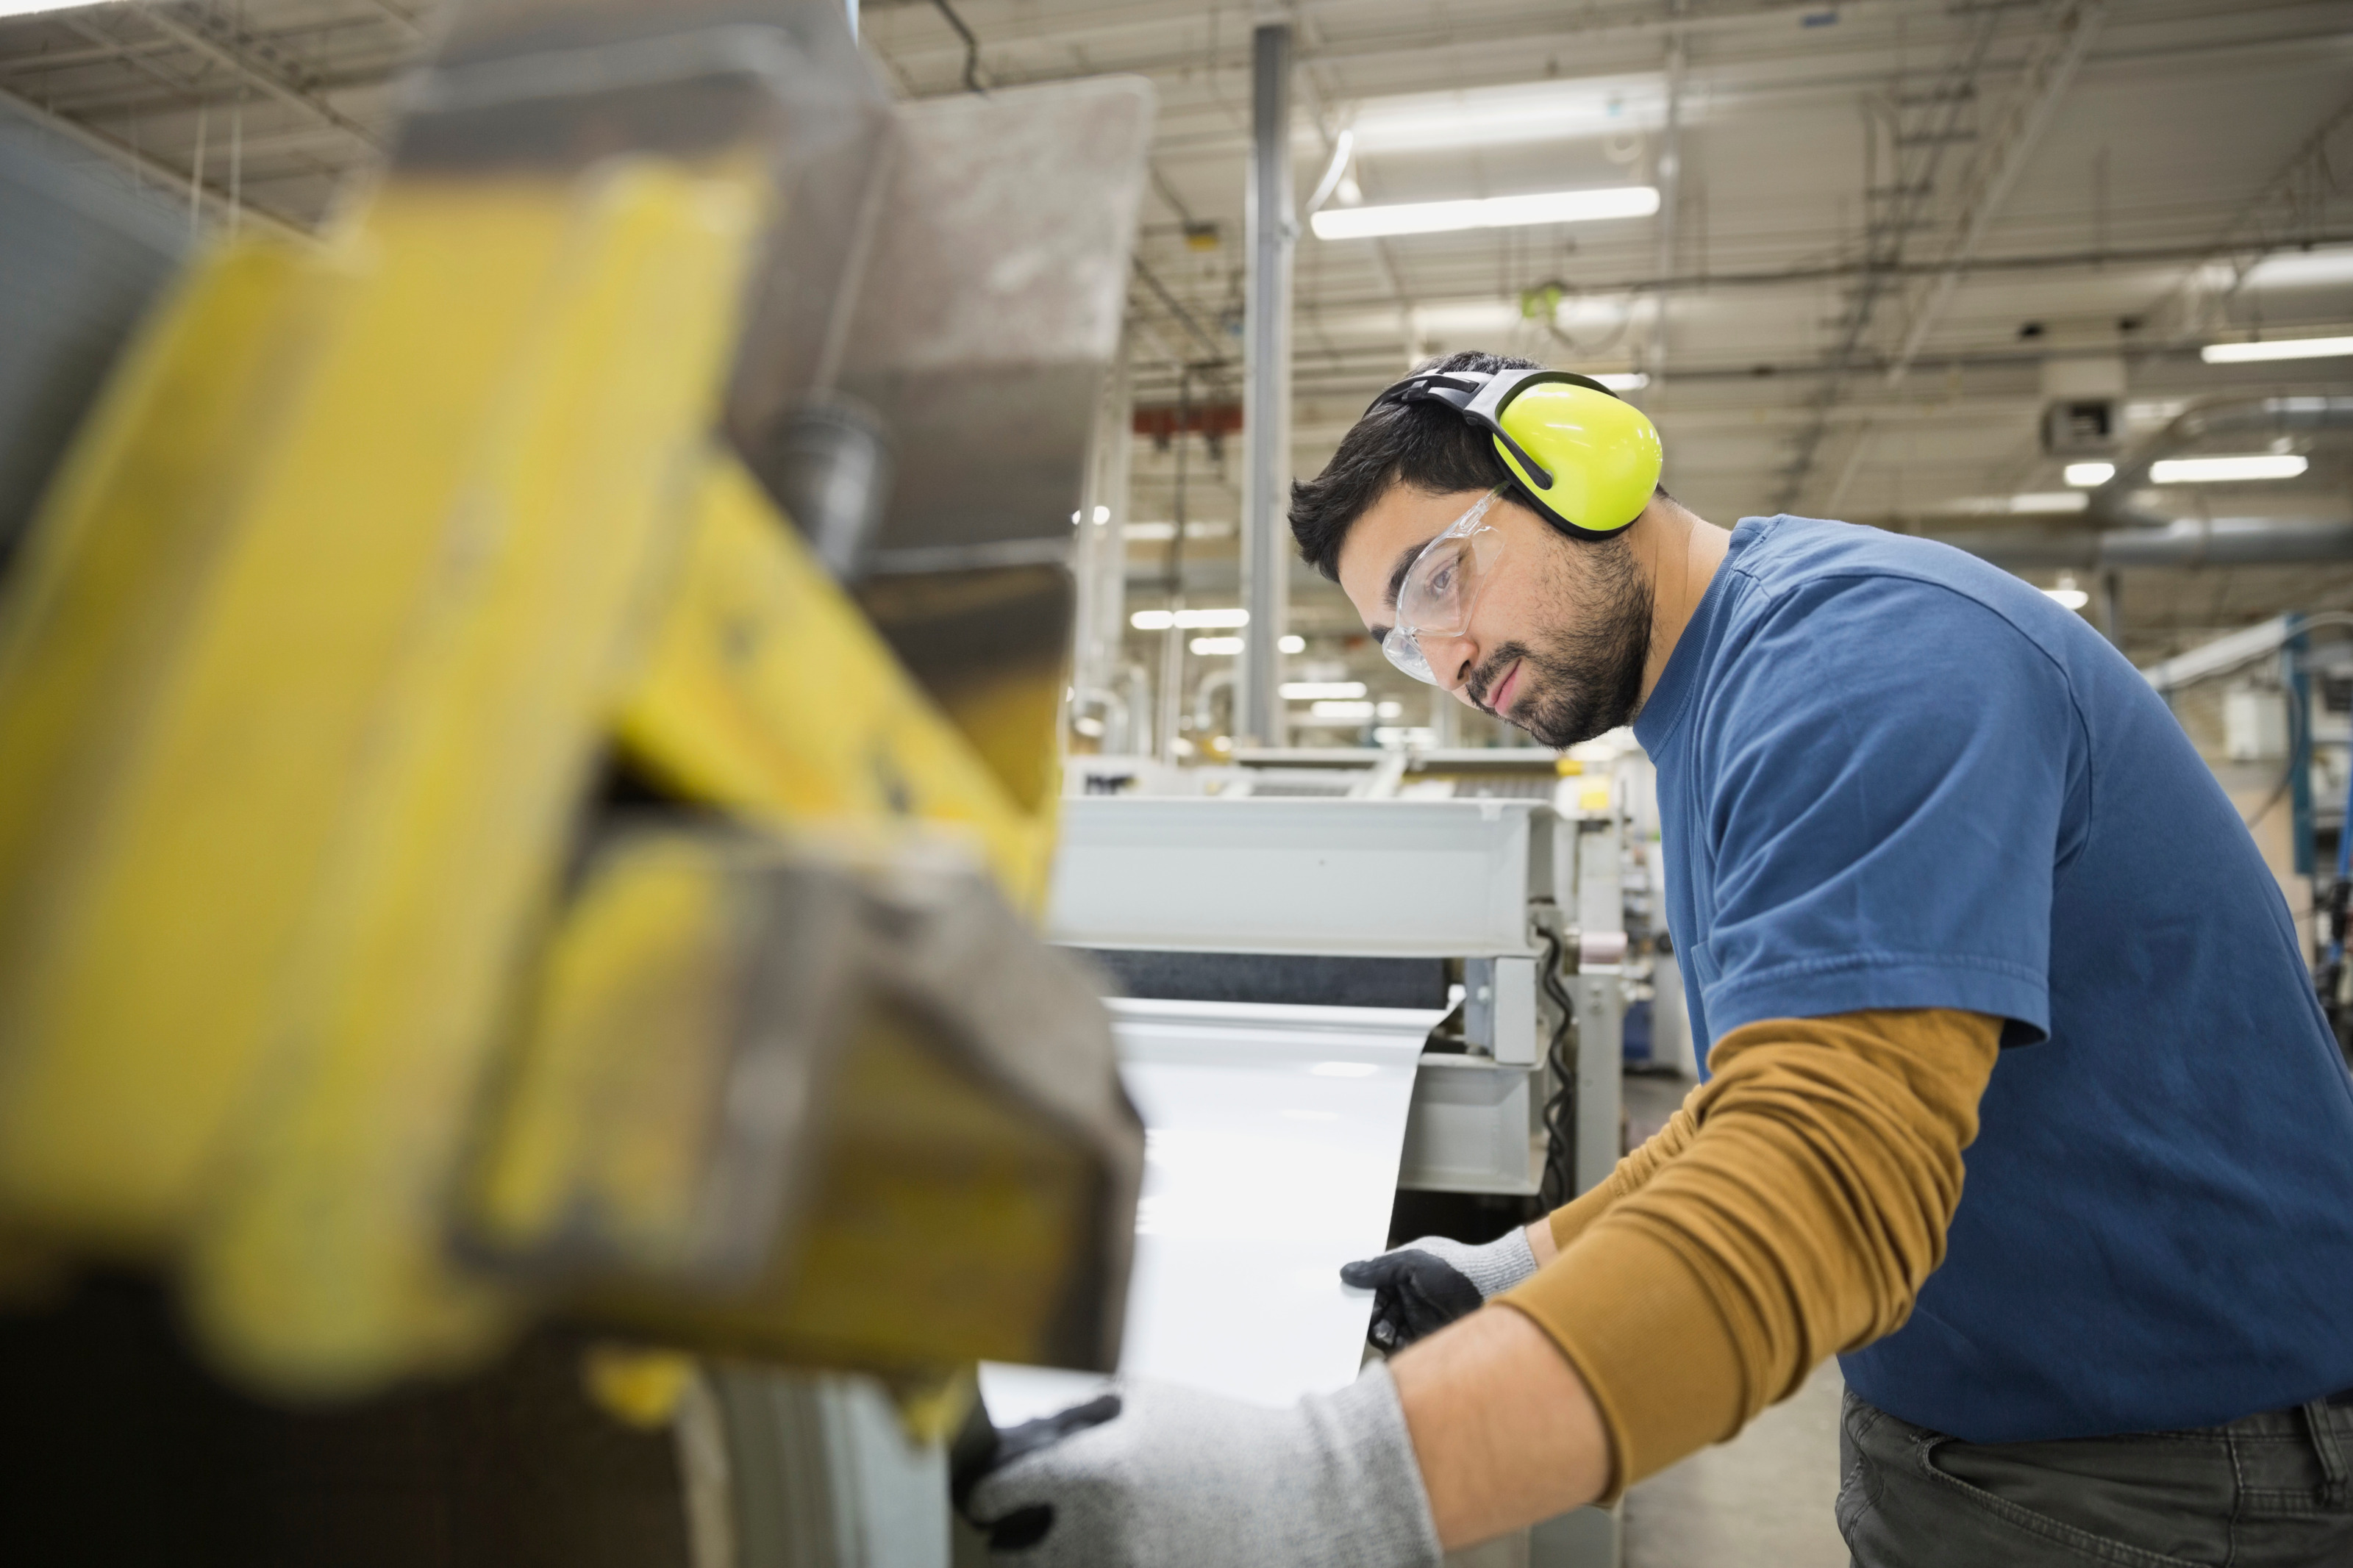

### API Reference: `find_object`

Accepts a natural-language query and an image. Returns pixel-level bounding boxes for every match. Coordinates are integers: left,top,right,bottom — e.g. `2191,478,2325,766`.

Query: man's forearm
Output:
1389,1306,1610,1548
1397,1006,1998,1555
1502,1008,1999,1490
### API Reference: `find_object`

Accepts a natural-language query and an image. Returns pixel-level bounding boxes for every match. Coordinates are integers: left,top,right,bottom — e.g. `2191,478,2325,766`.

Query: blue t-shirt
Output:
1635,514,2353,1443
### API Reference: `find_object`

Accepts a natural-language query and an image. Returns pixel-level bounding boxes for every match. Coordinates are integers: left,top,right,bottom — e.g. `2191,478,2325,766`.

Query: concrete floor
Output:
1616,1073,1851,1568
1623,1360,1849,1568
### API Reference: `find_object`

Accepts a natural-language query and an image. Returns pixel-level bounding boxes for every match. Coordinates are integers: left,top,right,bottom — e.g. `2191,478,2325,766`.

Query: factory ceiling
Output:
1,0,2349,657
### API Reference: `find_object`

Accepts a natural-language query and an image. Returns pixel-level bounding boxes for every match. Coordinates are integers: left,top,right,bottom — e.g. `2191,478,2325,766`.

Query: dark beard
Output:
1467,537,1654,749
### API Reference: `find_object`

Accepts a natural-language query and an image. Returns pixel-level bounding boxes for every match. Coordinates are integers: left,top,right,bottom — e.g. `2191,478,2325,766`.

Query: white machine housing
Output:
1047,796,1624,1198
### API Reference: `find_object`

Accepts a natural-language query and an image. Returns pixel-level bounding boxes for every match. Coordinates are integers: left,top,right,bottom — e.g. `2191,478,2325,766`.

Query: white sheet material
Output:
980,998,1438,1426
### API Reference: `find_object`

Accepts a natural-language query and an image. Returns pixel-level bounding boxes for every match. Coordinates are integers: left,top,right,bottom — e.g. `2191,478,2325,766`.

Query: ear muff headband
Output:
1371,369,1665,540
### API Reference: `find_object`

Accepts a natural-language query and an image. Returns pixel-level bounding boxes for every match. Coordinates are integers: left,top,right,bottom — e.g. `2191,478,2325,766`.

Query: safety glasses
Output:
1381,488,1507,686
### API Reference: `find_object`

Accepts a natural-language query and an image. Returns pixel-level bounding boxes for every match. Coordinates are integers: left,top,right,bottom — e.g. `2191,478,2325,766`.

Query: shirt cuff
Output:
1496,1222,1745,1500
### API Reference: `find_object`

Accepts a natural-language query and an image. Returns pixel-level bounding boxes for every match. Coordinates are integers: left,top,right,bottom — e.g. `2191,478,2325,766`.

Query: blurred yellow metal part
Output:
0,237,348,1250
0,157,776,1387
582,1342,701,1431
0,25,1148,1409
464,817,1134,1381
615,460,1053,911
469,831,754,1276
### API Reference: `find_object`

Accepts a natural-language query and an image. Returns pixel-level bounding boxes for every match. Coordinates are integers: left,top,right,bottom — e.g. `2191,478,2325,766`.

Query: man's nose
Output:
1418,631,1479,695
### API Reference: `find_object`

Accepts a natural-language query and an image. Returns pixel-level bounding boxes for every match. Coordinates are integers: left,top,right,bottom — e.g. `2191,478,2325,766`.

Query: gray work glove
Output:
1340,1228,1539,1351
954,1365,1442,1568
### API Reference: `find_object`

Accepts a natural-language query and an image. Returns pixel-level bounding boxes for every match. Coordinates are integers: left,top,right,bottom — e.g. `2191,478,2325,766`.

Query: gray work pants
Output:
1838,1388,2353,1566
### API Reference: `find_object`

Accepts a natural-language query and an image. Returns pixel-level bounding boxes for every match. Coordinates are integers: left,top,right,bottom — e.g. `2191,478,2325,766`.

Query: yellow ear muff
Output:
1491,382,1665,537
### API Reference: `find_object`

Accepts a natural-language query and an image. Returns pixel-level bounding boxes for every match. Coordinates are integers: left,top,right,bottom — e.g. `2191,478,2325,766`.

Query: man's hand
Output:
954,1369,1442,1568
1341,1226,1541,1350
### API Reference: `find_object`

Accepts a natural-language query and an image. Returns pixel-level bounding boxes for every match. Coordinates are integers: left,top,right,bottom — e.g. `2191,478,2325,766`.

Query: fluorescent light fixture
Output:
1279,634,1306,654
1189,636,1245,656
2201,335,2353,364
2149,454,2309,484
2044,587,2090,610
1282,681,1368,701
1377,701,1404,719
2063,462,2115,487
2010,493,2090,515
1123,520,1235,542
1343,75,1670,155
1374,726,1438,747
1311,185,1659,241
1132,607,1249,631
1590,371,1649,392
1121,520,1237,543
1310,701,1378,719
2241,247,2353,290
1929,492,2088,517
1318,293,1629,342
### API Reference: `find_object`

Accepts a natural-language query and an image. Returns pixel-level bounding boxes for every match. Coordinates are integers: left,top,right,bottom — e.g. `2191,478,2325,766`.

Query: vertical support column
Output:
1571,812,1627,1195
2290,617,2315,882
1070,339,1132,736
1568,970,1625,1195
1429,687,1460,748
1238,22,1294,745
1647,14,1685,386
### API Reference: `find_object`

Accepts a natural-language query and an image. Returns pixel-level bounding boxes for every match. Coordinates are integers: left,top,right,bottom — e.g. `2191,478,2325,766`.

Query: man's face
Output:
1335,484,1654,749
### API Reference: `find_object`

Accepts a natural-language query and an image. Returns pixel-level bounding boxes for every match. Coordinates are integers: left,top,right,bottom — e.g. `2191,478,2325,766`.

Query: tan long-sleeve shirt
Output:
1495,1006,2002,1495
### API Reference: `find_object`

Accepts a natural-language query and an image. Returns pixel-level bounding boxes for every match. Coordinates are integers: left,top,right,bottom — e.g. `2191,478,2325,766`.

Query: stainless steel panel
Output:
1398,1056,1540,1196
836,78,1153,574
1047,798,1554,958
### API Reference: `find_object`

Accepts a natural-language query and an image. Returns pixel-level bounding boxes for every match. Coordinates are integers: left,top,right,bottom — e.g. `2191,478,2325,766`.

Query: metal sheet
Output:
980,998,1438,1423
838,78,1152,573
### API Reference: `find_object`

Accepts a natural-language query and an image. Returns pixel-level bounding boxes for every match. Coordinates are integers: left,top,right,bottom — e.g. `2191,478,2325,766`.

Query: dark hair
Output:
1287,349,1667,580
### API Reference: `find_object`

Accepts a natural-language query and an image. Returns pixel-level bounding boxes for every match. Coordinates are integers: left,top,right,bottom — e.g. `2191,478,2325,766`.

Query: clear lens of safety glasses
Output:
1381,490,1507,686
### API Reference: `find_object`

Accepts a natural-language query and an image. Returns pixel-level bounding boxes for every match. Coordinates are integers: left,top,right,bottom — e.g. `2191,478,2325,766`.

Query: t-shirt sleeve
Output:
1689,575,2083,1045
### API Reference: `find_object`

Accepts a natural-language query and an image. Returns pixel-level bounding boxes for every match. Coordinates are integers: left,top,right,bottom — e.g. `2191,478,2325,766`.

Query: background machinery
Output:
0,1,1150,1563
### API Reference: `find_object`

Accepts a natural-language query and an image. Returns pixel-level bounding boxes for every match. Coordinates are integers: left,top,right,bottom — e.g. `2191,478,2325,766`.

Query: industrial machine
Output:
0,1,1149,1562
1045,791,1631,1567
1049,792,1627,1220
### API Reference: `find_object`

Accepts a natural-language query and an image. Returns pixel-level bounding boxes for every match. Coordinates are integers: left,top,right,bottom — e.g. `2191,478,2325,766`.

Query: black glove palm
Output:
1340,1247,1486,1350
1340,1228,1542,1351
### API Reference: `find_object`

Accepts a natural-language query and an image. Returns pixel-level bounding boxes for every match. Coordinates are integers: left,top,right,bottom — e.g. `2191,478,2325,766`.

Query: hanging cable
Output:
927,0,987,94
1302,127,1354,218
1536,927,1579,1211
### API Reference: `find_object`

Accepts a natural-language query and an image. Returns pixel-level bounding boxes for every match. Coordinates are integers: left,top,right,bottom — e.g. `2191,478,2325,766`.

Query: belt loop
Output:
2303,1399,2352,1508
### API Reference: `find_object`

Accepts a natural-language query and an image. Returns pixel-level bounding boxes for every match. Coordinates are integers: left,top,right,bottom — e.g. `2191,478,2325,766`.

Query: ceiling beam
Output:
1769,1,2008,512
2149,87,2353,340
0,79,310,238
137,2,385,152
1879,0,2105,389
1820,0,2107,515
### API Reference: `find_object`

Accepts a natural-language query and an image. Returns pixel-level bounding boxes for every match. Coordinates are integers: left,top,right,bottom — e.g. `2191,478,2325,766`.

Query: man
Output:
957,350,2353,1565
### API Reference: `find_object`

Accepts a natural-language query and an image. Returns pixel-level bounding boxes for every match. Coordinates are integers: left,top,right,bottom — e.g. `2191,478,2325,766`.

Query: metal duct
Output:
2089,395,2353,527
1935,393,2353,570
1934,517,2353,569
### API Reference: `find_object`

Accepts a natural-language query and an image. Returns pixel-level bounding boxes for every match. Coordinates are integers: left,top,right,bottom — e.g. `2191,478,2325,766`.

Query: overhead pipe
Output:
2089,395,2353,527
1934,517,2353,570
